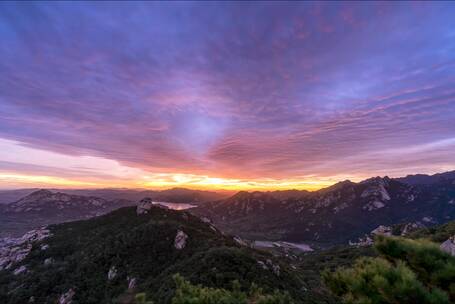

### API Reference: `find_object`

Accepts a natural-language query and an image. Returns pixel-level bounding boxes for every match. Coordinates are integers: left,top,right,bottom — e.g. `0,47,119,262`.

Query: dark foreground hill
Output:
0,205,334,304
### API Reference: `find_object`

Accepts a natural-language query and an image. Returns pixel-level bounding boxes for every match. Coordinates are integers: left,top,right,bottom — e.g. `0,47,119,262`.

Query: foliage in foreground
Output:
170,274,293,304
322,235,455,304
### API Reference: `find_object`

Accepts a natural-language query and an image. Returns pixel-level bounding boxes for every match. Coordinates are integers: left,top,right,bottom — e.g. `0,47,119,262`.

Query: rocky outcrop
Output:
422,216,436,223
362,200,385,211
400,222,425,236
40,244,49,250
233,236,249,247
107,266,118,280
136,198,153,215
361,177,391,211
371,225,392,236
440,236,455,256
174,230,188,250
256,259,280,276
349,235,373,247
127,276,137,290
0,227,51,270
350,225,391,246
13,265,26,275
58,288,75,304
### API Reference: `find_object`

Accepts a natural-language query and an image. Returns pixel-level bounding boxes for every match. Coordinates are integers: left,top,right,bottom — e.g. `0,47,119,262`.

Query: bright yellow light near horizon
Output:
0,170,355,192
140,173,338,191
0,173,99,188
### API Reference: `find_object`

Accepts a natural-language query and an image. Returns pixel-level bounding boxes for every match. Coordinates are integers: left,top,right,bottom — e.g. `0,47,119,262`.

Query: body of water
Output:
152,201,196,210
253,240,313,252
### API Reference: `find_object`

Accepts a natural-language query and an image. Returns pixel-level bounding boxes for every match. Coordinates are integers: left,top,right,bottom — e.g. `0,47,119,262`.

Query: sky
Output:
0,1,454,191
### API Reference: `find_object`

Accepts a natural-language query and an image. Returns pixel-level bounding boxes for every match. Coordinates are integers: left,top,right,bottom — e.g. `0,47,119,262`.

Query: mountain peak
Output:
360,176,390,185
22,189,54,200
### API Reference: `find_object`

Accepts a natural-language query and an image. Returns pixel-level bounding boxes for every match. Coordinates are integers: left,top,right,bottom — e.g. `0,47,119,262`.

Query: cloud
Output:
0,2,454,189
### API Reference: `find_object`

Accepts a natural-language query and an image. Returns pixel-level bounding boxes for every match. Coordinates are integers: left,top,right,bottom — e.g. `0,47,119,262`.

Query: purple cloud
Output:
0,2,454,187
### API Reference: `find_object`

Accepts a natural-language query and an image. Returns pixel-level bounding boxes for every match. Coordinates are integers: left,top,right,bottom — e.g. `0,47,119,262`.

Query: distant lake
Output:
253,240,313,252
152,201,196,210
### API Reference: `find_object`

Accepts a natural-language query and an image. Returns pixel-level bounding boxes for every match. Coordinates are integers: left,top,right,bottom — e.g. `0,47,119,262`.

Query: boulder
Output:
58,288,75,304
40,244,49,251
127,276,137,290
400,222,425,236
257,260,268,270
266,259,280,276
136,198,154,215
174,230,188,250
13,265,26,275
371,225,392,236
107,266,117,280
440,236,455,256
233,236,249,247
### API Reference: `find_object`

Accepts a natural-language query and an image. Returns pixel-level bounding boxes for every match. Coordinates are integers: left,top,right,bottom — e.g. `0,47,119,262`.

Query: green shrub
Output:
323,236,455,304
171,274,294,304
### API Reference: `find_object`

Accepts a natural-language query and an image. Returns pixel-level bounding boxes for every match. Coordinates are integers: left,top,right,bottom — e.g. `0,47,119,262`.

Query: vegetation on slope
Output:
0,206,330,304
170,274,293,304
323,235,455,304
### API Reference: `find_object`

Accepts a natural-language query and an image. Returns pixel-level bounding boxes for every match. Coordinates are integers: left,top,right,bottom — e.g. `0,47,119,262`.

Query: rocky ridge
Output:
194,171,455,245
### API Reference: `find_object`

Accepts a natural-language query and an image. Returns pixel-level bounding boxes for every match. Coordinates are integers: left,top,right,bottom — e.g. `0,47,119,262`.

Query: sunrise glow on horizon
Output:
1,2,454,191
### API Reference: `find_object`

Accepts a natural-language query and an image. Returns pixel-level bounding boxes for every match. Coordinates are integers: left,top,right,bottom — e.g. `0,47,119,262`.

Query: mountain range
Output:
0,188,229,237
1,171,454,246
0,187,229,205
0,190,133,237
193,171,455,246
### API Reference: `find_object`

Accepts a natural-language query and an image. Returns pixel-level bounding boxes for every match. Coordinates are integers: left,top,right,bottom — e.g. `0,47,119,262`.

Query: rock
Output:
127,276,137,290
400,222,425,236
257,260,268,270
440,236,455,256
272,264,280,276
0,227,51,271
201,217,212,224
349,235,374,247
265,259,280,276
363,200,385,211
136,198,154,215
44,258,54,265
371,225,392,236
58,288,75,304
174,230,188,250
107,266,118,280
422,216,435,223
233,236,249,247
361,178,391,201
13,265,27,275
